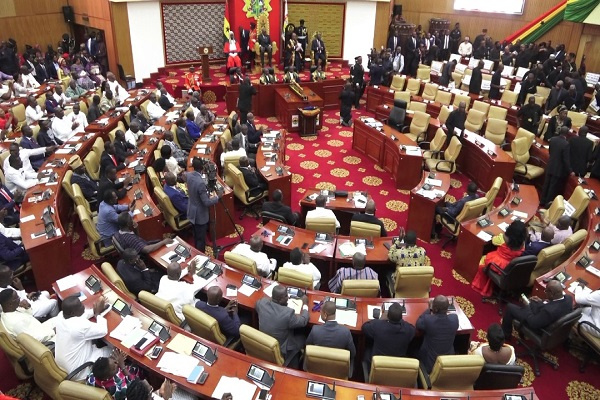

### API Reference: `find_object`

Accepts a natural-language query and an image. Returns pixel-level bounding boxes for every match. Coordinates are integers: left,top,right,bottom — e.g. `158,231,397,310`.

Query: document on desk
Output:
404,146,422,156
20,214,35,223
212,376,257,400
121,329,152,349
160,251,186,265
157,352,199,378
238,284,258,297
416,189,436,200
308,243,326,254
498,222,510,232
55,274,78,291
320,309,357,327
109,316,143,341
425,178,442,187
287,298,303,315
262,282,278,298
166,333,196,356
512,211,528,220
476,231,493,242
456,311,472,330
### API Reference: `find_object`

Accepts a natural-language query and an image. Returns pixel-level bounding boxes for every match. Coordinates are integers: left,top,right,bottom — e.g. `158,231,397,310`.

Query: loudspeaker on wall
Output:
62,6,74,23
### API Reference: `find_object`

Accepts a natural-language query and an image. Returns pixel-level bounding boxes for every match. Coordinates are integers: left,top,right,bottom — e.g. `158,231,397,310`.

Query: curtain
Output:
564,0,600,22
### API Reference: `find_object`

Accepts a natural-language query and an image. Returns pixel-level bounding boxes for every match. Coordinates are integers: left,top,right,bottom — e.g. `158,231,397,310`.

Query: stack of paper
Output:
308,243,326,254
211,376,257,400
425,178,442,187
238,284,258,297
56,275,77,291
166,333,196,355
338,242,366,257
476,231,493,242
498,222,510,232
319,309,358,327
287,298,303,314
110,316,143,341
262,282,278,297
156,352,199,378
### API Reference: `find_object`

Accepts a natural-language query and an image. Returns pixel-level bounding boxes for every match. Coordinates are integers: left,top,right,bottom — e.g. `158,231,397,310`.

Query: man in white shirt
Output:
4,155,39,192
281,247,322,289
53,85,71,104
52,107,79,142
146,93,165,120
68,103,88,134
231,235,277,277
54,295,112,380
220,138,246,167
124,120,143,148
20,66,40,89
458,37,473,58
25,96,44,125
3,142,55,177
0,80,13,100
155,81,175,104
190,97,201,119
160,145,182,176
306,194,340,229
106,72,129,103
155,260,204,321
574,284,600,338
0,264,59,319
0,288,56,343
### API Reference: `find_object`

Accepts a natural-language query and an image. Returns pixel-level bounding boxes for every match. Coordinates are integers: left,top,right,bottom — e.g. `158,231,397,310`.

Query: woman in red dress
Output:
471,220,527,297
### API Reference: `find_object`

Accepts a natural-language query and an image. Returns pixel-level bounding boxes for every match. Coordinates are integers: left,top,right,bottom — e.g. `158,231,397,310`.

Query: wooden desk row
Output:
52,266,537,399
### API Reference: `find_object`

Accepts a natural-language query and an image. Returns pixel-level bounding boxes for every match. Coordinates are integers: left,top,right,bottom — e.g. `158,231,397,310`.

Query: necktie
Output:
0,188,18,212
110,155,117,165
445,36,448,49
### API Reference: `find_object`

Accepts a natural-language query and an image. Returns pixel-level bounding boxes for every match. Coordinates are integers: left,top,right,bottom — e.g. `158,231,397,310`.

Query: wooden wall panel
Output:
110,2,134,77
0,0,69,52
288,3,345,58
374,1,390,49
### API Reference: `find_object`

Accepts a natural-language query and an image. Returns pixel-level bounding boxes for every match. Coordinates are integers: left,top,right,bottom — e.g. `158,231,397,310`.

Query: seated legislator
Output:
195,105,215,133
231,235,277,277
417,295,459,373
70,103,88,134
125,120,144,148
36,119,62,147
312,65,326,82
45,88,59,114
113,213,174,256
163,130,188,164
87,95,102,123
328,252,378,294
574,284,600,338
433,181,478,237
0,231,29,271
116,248,163,296
19,125,46,171
99,89,117,114
0,184,21,227
156,260,204,321
220,138,246,167
306,194,341,229
351,199,387,236
4,155,39,194
262,189,299,226
0,264,59,319
5,142,55,177
224,32,242,70
529,215,573,245
25,96,44,125
52,106,79,143
130,105,149,132
65,80,87,101
280,247,322,289
472,220,527,297
86,350,143,400
256,285,309,360
388,229,427,267
195,286,242,340
306,300,356,370
161,146,183,176
468,323,515,365
258,28,273,67
259,68,277,84
185,110,201,141
283,66,300,83
100,141,127,177
96,189,134,245
522,226,554,256
114,130,136,160
146,93,165,121
163,172,189,214
55,296,112,380
175,117,195,152
98,165,130,203
501,280,573,339
239,156,267,192
362,302,416,371
158,88,174,111
0,288,56,343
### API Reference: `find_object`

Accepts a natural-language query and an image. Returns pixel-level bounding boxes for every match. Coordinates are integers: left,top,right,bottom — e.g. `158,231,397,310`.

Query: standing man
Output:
489,62,503,100
541,126,573,206
187,157,220,252
458,37,473,58
350,56,365,109
311,33,326,69
518,96,543,134
404,32,418,76
238,76,256,125
449,23,462,55
387,28,400,54
569,126,593,177
469,60,483,95
238,25,251,65
440,29,451,61
295,20,309,59
417,295,459,373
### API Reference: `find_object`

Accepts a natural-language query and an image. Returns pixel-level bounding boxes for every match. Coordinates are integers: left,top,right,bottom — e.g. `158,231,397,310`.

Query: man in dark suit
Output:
444,101,467,140
33,56,48,84
523,227,554,256
163,172,188,214
387,30,400,54
501,280,573,339
113,130,135,160
97,164,130,203
518,72,537,106
239,156,267,193
44,90,59,114
36,119,62,147
238,25,251,65
311,33,326,69
306,300,356,372
256,285,309,362
439,59,456,87
569,125,593,177
518,95,543,134
0,232,28,271
174,118,194,152
100,141,126,177
416,295,459,373
469,60,483,95
116,248,163,296
351,199,387,236
238,77,257,124
0,185,21,227
545,80,567,114
262,189,299,226
19,125,45,171
350,56,365,108
186,157,219,252
404,32,418,76
86,95,102,124
362,302,415,372
68,155,99,205
439,29,451,60
541,127,573,206
196,285,242,339
158,88,174,111
258,29,273,67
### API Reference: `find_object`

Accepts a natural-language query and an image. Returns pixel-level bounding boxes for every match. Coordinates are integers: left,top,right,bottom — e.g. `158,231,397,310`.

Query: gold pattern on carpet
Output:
385,200,408,212
566,381,600,399
455,296,475,318
300,161,319,170
452,269,470,285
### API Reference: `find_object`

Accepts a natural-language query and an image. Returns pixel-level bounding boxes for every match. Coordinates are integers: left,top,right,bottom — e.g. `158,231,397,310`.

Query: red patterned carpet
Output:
1,78,599,400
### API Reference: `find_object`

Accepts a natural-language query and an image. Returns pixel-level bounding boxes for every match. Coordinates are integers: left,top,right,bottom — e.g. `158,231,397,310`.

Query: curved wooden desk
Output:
51,266,534,400
407,171,452,241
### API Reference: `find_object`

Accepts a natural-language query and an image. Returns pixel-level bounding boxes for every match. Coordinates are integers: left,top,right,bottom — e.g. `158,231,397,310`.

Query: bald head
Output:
557,215,571,230
167,262,181,280
249,236,263,252
541,227,555,242
546,280,564,300
206,286,223,305
62,295,85,319
365,200,376,215
432,295,449,314
352,252,366,270
321,301,336,321
272,285,288,305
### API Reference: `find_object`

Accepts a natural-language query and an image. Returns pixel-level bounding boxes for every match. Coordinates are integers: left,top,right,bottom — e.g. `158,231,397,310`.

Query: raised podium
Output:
198,45,213,82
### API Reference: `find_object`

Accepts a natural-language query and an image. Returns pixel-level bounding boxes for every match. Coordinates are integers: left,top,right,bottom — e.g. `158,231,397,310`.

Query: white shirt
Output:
52,115,76,142
0,222,20,239
458,42,473,57
1,309,56,343
306,206,340,228
12,81,28,96
155,276,203,321
3,147,46,176
107,79,129,103
147,101,165,120
281,261,322,289
191,106,201,119
53,92,71,103
4,165,38,192
0,285,59,319
25,105,44,125
231,243,277,276
575,286,600,338
220,148,247,166
125,129,141,147
393,54,404,73
54,311,111,380
165,156,183,175
69,111,88,134
155,89,175,104
0,83,10,98
22,73,40,88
